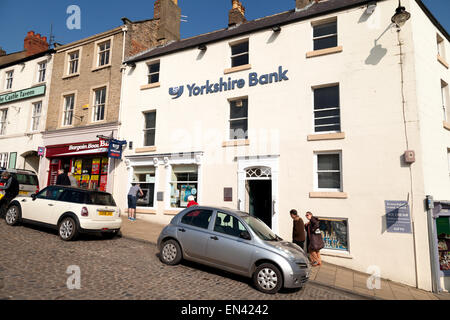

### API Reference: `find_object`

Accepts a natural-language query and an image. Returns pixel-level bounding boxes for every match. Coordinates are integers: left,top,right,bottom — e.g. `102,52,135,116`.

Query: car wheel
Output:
5,205,20,226
160,239,182,265
253,263,283,294
58,217,78,241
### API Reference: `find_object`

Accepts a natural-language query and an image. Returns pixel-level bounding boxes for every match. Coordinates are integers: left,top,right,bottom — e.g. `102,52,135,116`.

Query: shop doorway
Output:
246,180,272,228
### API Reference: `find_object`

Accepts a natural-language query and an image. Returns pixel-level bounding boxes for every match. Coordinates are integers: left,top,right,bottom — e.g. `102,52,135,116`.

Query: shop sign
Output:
37,147,46,157
46,140,110,158
108,139,127,159
0,85,46,105
169,66,289,99
385,201,412,234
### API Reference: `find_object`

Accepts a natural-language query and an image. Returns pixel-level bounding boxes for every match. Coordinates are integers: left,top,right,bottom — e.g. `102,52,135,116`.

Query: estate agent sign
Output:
385,200,412,234
0,85,46,105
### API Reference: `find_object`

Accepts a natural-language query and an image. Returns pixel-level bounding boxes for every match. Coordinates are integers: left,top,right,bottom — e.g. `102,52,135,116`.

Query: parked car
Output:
0,168,40,197
4,185,122,241
157,206,311,294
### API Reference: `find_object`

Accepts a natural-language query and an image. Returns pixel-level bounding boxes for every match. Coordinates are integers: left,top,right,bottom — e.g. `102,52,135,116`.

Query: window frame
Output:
0,108,8,135
437,33,446,59
213,211,249,239
312,18,338,51
5,70,14,90
97,40,111,67
169,164,199,209
37,61,47,83
317,217,350,253
92,87,107,123
314,151,343,192
229,97,249,140
31,101,42,132
180,209,214,230
143,110,156,147
62,94,75,127
230,39,250,68
0,152,8,168
147,61,160,85
312,83,341,134
442,80,449,122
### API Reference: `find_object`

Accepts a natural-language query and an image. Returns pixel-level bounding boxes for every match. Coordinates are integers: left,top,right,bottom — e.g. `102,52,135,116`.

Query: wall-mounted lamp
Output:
198,44,207,51
272,25,281,33
129,62,136,68
391,0,411,28
365,2,377,15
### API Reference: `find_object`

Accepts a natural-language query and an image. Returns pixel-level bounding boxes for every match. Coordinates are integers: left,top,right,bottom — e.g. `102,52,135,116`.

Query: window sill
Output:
438,55,449,69
309,192,348,199
140,83,161,90
135,146,157,153
320,249,353,259
135,208,157,215
164,209,182,216
224,64,252,75
306,46,343,58
444,121,450,131
308,132,345,141
92,64,112,72
62,73,80,80
222,139,250,147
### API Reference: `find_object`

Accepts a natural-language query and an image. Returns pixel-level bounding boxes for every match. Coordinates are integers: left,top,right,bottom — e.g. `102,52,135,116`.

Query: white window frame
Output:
437,33,446,59
131,165,158,210
0,153,8,168
5,70,13,90
37,61,47,83
143,110,156,147
312,17,338,51
442,80,449,122
230,39,249,68
313,151,343,192
97,40,111,67
31,101,42,132
62,94,75,127
67,50,80,75
229,96,249,140
312,83,341,134
0,108,8,135
147,61,160,85
92,87,107,122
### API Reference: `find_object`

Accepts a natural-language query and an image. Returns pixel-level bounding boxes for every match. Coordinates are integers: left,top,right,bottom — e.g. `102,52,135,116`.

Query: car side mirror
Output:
31,193,37,201
240,231,251,240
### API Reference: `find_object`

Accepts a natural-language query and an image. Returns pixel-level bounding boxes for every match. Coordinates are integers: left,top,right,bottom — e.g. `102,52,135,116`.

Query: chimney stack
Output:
296,0,318,11
0,47,6,57
154,0,181,43
24,31,49,56
229,0,247,27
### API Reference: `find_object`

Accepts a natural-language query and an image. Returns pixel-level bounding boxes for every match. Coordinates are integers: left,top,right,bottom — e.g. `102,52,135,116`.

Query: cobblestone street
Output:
0,220,368,300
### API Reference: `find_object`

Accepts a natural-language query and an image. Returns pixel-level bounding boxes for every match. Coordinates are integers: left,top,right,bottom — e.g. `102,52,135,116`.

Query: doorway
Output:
247,180,272,228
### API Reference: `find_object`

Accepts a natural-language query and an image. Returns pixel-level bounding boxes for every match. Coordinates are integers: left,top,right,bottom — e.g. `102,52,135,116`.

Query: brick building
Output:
40,0,181,193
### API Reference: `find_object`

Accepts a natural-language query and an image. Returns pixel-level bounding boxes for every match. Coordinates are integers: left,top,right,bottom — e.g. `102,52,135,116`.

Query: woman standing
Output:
305,211,324,267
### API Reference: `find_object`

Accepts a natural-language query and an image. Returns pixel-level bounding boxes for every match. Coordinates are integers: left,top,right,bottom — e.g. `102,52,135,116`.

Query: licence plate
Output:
19,191,29,196
99,211,114,217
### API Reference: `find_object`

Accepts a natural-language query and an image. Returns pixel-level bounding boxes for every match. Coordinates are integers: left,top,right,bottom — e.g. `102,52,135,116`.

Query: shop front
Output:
45,140,110,191
432,201,450,292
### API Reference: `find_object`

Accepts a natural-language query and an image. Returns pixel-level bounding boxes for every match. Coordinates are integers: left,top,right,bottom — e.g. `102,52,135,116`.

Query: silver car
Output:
157,206,311,294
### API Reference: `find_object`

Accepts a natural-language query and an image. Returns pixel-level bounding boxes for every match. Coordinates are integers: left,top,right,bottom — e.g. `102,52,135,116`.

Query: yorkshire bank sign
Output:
169,66,289,99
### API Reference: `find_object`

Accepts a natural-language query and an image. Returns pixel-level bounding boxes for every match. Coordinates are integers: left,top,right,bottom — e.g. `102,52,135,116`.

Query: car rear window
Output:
86,192,116,206
13,173,39,186
181,209,213,229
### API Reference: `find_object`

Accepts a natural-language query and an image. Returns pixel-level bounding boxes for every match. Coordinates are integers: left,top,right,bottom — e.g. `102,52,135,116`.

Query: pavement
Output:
121,215,450,301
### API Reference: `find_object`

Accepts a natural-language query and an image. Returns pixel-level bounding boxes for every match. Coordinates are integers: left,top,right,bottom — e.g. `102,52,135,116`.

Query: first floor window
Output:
63,95,74,126
38,61,47,82
229,98,248,140
315,152,342,191
313,20,338,51
5,70,13,90
231,40,249,67
0,153,8,168
68,51,79,75
93,87,106,122
98,41,111,67
318,218,349,252
0,108,8,135
31,102,42,131
147,62,160,84
143,111,156,146
133,166,156,208
314,85,341,133
170,164,198,208
442,80,449,122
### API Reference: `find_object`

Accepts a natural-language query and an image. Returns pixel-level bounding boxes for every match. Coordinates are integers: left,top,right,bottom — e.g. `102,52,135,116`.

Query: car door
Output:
21,186,63,224
177,209,214,261
205,211,255,274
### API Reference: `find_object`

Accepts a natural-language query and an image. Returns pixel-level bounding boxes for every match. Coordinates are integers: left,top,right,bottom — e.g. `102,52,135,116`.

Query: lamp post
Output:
391,0,411,28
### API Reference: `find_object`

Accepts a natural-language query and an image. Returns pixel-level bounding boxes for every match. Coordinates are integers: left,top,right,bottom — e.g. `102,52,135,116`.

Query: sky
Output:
0,0,449,54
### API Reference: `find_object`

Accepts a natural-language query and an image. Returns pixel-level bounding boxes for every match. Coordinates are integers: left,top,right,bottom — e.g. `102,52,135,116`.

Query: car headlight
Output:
275,246,296,259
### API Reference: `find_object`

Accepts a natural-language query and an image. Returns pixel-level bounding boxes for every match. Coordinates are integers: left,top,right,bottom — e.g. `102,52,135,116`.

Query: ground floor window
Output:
170,164,198,208
133,166,155,208
0,153,8,168
72,157,109,191
437,217,450,273
318,218,349,252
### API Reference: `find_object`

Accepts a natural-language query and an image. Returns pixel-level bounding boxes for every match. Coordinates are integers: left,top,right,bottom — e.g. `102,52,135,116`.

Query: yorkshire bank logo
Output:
169,66,289,99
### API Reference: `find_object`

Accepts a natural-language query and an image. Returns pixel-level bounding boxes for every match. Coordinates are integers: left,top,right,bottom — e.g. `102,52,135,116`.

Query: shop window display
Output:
71,157,109,192
318,218,349,251
170,165,198,208
437,217,450,273
133,166,155,208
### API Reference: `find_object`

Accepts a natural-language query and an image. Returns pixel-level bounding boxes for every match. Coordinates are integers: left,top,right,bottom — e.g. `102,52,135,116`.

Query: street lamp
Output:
391,0,411,28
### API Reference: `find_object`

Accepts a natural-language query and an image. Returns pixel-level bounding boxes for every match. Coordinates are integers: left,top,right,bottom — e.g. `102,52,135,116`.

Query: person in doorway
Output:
305,211,324,267
290,209,306,251
127,183,143,222
0,171,19,218
187,195,198,208
67,172,78,187
56,169,70,186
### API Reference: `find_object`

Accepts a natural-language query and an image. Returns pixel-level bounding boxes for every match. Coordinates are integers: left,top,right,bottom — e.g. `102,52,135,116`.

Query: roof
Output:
126,0,449,64
0,49,55,69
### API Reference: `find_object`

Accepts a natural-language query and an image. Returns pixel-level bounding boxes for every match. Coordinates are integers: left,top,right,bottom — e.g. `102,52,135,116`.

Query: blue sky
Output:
0,0,449,54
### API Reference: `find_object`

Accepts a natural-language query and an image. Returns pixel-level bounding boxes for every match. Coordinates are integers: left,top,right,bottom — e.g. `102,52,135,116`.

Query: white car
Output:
4,185,122,241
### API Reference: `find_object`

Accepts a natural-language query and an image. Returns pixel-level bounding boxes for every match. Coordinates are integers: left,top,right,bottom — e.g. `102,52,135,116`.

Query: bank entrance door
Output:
245,167,273,229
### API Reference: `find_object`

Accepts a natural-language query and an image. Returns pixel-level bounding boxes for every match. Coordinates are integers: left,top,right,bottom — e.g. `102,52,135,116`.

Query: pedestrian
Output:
127,183,143,221
0,171,19,218
305,211,324,267
187,195,198,208
56,168,70,186
67,172,78,187
290,209,306,251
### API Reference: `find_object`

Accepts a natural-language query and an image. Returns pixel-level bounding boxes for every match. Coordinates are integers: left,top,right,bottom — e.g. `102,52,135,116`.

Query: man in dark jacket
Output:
0,171,19,217
290,209,306,251
56,169,71,186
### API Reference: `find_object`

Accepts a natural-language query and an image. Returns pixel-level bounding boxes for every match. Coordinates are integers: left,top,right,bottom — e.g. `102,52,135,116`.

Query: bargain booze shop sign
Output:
45,140,110,158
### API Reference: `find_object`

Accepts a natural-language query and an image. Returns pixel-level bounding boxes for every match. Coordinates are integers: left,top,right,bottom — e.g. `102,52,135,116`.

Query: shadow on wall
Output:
365,23,396,66
267,30,281,44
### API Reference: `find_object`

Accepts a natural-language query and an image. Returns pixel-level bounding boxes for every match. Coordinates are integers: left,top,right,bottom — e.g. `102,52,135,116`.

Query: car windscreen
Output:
13,173,38,186
86,192,116,206
242,215,278,241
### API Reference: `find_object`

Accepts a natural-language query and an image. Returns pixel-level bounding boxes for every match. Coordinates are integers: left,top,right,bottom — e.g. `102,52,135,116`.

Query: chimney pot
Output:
24,30,49,56
229,0,246,27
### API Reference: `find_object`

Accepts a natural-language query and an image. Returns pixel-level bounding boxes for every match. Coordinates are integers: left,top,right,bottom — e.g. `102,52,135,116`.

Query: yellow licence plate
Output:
19,191,29,195
99,211,114,217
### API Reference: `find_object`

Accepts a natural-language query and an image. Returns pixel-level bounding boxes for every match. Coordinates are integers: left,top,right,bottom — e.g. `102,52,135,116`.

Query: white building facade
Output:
115,0,450,292
0,49,54,187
